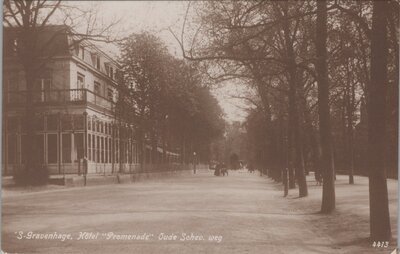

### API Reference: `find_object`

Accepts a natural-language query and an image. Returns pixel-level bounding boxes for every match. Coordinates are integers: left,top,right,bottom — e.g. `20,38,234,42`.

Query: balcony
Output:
6,89,115,112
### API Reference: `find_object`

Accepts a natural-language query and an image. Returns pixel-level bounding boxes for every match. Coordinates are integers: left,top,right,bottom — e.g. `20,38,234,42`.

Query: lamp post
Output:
58,112,62,175
83,111,88,186
163,114,168,165
193,151,197,174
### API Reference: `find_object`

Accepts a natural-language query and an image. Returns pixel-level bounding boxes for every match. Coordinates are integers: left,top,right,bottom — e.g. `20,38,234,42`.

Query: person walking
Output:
214,162,221,176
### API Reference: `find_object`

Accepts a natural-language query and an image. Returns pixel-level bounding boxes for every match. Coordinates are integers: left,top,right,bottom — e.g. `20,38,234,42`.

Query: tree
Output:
367,0,391,242
316,0,335,213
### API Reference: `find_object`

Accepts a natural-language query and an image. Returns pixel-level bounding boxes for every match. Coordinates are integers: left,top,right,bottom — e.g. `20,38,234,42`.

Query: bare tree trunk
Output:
346,67,355,184
138,129,144,171
341,88,348,174
287,122,296,189
285,40,308,197
367,0,391,242
119,123,123,173
316,0,335,213
136,106,146,172
281,10,307,196
282,115,289,196
302,95,321,179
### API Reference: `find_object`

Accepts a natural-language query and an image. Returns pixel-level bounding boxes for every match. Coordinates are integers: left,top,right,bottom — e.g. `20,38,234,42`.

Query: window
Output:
74,44,79,56
97,136,100,163
115,140,119,163
46,115,58,131
77,73,85,89
110,66,114,79
80,46,85,59
120,140,125,164
133,143,137,164
61,115,72,131
105,138,108,163
33,115,44,131
106,65,114,79
93,54,101,70
73,115,84,131
101,137,104,163
88,117,92,131
92,135,96,162
47,134,58,163
88,134,92,161
62,134,71,163
94,81,101,95
34,78,52,102
109,137,112,163
124,141,128,163
96,56,100,70
107,88,113,102
73,43,84,59
35,134,44,164
74,133,84,160
128,140,132,164
6,76,19,103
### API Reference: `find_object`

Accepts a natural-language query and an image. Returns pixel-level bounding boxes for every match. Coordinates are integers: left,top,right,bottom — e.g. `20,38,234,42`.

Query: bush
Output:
13,164,49,186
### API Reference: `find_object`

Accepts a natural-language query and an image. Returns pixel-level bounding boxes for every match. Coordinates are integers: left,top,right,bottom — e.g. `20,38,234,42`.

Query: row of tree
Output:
173,0,398,242
116,32,225,165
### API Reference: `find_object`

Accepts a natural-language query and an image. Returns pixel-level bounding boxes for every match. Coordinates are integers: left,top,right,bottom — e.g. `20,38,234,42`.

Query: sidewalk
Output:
2,168,210,196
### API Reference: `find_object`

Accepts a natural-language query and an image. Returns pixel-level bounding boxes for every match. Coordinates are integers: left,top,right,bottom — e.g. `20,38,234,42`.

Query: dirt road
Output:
2,170,397,254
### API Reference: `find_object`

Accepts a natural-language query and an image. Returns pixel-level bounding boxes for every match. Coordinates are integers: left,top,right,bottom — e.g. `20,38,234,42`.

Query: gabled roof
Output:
3,25,119,67
4,25,71,57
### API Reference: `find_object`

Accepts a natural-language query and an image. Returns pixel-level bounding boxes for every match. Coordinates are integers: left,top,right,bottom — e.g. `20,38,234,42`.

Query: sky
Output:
69,1,250,123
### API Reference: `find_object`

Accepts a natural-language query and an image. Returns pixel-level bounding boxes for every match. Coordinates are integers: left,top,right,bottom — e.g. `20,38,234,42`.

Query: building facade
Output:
2,26,143,175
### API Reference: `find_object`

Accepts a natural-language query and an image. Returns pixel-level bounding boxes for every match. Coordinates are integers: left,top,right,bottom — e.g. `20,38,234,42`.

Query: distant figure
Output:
315,170,323,186
221,163,228,176
248,163,254,173
230,153,240,169
82,156,88,175
214,162,221,176
82,156,88,186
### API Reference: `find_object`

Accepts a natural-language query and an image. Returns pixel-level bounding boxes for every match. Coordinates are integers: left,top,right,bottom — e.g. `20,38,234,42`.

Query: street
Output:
2,170,397,254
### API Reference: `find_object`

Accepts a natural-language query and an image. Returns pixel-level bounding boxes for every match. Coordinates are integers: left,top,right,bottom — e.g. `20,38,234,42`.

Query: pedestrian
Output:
315,170,323,186
82,156,88,175
221,162,228,176
214,162,221,176
83,156,88,186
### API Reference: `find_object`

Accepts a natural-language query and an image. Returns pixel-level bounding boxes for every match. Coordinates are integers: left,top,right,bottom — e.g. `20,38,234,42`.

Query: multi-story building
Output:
2,25,143,175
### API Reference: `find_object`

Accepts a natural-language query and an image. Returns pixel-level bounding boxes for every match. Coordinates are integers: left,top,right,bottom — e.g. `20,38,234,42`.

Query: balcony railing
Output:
6,89,115,111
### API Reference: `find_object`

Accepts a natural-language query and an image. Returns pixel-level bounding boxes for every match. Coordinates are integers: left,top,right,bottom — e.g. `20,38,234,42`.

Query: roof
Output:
4,25,71,57
3,25,119,67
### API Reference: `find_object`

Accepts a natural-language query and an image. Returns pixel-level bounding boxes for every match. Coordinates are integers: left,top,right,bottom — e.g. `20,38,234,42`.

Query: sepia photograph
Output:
1,1,399,253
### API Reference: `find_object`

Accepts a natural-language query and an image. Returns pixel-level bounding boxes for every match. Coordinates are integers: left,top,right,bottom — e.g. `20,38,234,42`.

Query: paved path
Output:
2,171,397,254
